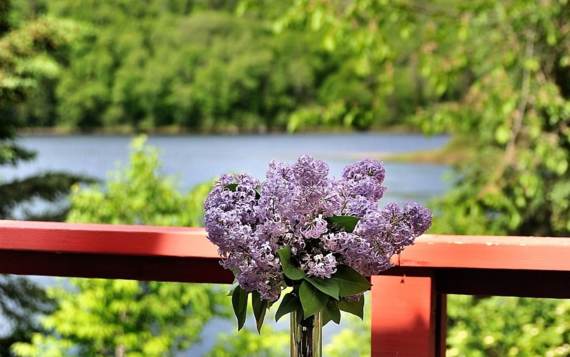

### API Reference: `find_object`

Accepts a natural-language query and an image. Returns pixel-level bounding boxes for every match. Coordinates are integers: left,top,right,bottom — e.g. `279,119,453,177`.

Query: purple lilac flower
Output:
301,253,338,279
343,159,386,183
293,155,329,186
342,194,377,217
204,156,432,300
403,202,433,236
323,231,391,276
342,159,386,201
300,216,328,239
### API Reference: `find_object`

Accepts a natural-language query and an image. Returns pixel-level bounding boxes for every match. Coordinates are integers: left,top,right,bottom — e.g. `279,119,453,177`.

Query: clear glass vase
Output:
290,310,322,357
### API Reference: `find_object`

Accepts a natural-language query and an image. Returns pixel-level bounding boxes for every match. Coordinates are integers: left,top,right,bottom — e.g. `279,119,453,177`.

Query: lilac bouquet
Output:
205,156,431,331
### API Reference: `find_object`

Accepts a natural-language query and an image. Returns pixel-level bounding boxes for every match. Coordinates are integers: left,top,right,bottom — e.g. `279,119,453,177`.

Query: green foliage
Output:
12,137,227,356
0,2,91,354
207,325,288,357
298,280,328,318
276,246,305,281
4,1,328,132
13,279,225,357
325,215,359,233
447,296,570,357
275,292,297,322
337,294,364,319
324,300,371,357
0,276,54,357
0,0,91,221
210,296,370,357
251,292,268,333
413,1,570,237
5,0,428,132
279,1,570,355
0,15,77,103
279,0,569,236
233,244,369,332
271,243,369,328
66,136,208,226
276,264,368,327
232,286,249,331
0,172,92,220
305,276,340,300
331,265,371,298
252,219,370,329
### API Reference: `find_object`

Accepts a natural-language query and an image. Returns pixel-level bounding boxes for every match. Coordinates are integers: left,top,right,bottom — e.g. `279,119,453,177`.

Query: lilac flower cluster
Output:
205,156,431,301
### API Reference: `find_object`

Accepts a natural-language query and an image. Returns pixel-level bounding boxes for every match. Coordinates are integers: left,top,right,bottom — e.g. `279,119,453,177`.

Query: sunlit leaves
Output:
299,281,328,318
273,262,370,326
277,246,305,280
232,286,249,331
322,300,341,326
275,292,299,322
338,295,365,319
332,266,371,297
252,292,268,333
325,215,359,233
305,276,340,300
12,138,223,356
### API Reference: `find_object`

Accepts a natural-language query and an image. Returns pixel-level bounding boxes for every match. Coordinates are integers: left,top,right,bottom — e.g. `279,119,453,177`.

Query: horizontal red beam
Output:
1,220,569,297
0,220,218,258
398,234,570,272
1,220,569,271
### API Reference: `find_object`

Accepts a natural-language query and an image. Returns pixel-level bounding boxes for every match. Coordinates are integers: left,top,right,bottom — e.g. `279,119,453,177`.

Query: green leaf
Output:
275,292,299,322
322,300,341,326
231,286,248,331
226,183,238,191
299,280,328,318
305,276,340,300
277,246,305,280
331,265,371,297
325,215,359,233
252,291,268,333
226,183,261,199
338,295,365,319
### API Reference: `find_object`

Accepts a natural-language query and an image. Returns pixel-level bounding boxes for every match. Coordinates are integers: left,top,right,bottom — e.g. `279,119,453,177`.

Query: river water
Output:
0,133,450,355
2,133,450,202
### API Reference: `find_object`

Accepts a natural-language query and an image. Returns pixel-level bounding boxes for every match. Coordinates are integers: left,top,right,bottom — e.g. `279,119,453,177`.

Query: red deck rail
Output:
1,220,569,356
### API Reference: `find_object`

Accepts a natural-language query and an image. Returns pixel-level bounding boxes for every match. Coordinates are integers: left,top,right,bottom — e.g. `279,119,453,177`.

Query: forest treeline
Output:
4,0,427,133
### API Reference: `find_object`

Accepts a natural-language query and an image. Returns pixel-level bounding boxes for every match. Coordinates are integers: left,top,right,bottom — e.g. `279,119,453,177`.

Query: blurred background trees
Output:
6,0,326,132
0,1,90,353
278,0,569,236
6,0,439,133
12,138,227,356
0,0,89,221
1,0,569,355
278,1,569,355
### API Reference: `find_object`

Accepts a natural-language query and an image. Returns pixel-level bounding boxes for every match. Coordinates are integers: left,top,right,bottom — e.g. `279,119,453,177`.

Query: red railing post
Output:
371,274,446,357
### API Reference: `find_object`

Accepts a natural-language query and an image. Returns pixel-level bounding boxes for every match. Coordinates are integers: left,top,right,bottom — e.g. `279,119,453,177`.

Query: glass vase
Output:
290,310,322,357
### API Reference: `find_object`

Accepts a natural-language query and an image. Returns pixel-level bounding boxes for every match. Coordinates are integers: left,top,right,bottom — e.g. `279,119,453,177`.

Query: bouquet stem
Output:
290,311,322,357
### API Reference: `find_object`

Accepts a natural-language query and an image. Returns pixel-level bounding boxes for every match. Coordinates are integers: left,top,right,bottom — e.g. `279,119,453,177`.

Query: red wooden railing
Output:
0,220,569,356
